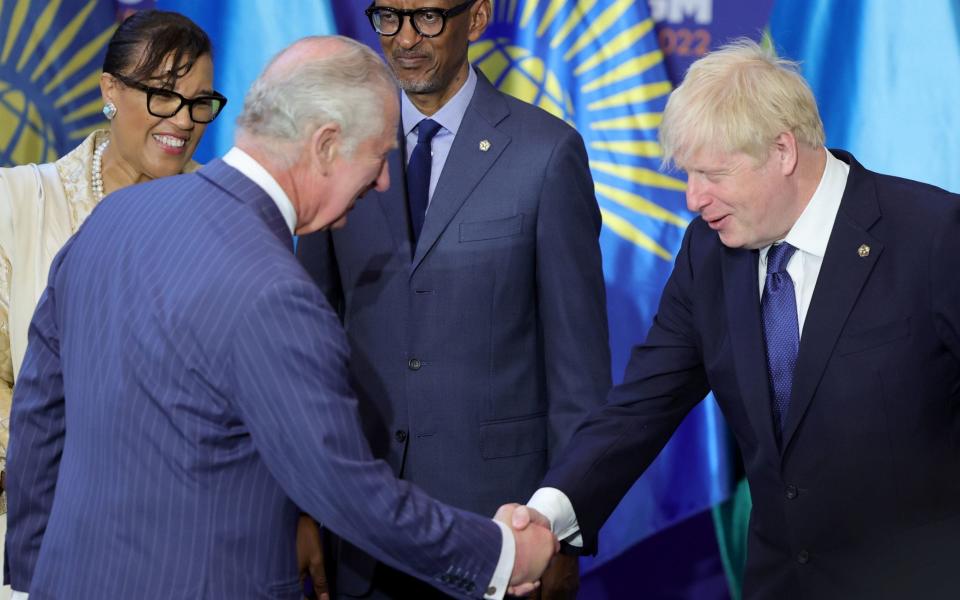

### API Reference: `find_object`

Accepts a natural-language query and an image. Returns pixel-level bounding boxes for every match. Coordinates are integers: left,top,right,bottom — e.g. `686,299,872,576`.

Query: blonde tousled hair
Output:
659,38,825,169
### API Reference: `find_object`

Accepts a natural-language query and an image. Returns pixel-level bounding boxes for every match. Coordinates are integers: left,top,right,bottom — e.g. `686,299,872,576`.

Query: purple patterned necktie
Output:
406,118,442,245
761,242,799,441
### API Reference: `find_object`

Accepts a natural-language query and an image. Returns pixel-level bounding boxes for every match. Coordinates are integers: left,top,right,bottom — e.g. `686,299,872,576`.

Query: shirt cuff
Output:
486,519,514,600
527,487,583,547
11,591,28,600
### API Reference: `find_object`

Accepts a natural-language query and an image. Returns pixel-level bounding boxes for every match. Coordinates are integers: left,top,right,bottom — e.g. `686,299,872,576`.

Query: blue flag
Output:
473,0,734,570
770,0,960,193
0,0,117,166
154,0,337,162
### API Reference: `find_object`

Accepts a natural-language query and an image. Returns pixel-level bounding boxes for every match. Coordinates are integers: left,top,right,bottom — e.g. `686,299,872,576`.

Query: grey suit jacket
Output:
298,71,611,595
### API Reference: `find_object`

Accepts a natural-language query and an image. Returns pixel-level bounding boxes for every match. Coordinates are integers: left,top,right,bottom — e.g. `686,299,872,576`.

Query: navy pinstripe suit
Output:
3,160,501,599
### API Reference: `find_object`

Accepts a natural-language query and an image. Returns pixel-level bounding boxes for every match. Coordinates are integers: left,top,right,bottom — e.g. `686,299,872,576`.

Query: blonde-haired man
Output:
503,39,960,598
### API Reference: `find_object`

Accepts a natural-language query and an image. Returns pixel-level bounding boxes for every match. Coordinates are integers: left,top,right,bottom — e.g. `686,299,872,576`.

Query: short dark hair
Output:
103,10,212,87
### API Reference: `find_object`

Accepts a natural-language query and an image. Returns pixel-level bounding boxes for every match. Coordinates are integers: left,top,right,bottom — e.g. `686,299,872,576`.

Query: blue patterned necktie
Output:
761,242,799,441
406,118,442,245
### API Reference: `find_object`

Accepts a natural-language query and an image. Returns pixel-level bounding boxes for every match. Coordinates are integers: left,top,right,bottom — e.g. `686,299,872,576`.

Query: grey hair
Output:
236,35,397,160
659,38,825,169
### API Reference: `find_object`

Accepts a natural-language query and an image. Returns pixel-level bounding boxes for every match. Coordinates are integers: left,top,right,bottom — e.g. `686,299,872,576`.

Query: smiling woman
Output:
0,9,221,509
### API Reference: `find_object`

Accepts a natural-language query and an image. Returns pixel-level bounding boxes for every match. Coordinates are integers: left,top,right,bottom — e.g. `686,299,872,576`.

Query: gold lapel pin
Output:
479,140,491,152
857,244,870,258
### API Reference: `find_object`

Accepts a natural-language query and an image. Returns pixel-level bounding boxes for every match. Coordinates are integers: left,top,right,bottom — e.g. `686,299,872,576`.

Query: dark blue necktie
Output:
406,118,442,245
761,242,799,441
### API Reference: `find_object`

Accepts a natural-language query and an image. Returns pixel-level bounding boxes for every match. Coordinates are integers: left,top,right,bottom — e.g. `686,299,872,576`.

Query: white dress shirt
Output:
527,148,850,550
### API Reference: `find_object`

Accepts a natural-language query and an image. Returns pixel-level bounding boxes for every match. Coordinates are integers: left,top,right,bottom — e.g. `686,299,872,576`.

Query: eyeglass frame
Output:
364,0,479,38
107,71,228,124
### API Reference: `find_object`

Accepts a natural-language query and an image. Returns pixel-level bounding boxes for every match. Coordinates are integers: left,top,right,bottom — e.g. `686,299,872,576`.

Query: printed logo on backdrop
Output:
472,0,690,261
0,0,117,166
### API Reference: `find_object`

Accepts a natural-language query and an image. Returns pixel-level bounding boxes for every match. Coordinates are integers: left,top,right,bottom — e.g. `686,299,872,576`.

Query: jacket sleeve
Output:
541,221,709,553
229,278,503,599
535,127,612,460
3,240,72,590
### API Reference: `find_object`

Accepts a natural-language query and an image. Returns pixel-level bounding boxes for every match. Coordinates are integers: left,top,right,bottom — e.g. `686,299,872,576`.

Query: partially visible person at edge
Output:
0,10,225,517
296,2,609,597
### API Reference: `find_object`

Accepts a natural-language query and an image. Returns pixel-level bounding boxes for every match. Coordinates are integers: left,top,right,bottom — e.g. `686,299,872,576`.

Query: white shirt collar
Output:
781,148,850,258
222,146,297,234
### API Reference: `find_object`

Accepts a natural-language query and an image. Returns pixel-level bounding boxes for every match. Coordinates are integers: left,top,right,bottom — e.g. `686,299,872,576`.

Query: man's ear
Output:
773,131,799,176
311,122,342,175
468,0,491,42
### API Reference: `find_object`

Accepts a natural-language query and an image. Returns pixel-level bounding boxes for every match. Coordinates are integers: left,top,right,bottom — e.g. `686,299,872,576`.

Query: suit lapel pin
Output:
857,244,870,258
479,140,491,152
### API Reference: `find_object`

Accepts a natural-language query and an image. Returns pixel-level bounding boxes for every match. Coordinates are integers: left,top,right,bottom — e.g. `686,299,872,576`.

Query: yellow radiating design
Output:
62,97,102,124
544,71,563,104
582,50,663,93
563,0,634,61
595,182,687,227
588,81,672,110
535,0,566,37
1,0,30,64
575,19,655,74
42,25,113,94
519,0,540,28
509,0,519,21
591,140,661,158
54,69,101,108
476,52,510,84
592,113,662,131
590,160,686,191
552,0,596,48
519,56,544,83
17,0,62,71
600,208,672,261
31,0,99,82
538,95,563,119
501,68,539,103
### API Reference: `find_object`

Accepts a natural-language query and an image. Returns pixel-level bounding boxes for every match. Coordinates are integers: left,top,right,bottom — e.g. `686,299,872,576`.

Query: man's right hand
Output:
496,504,558,596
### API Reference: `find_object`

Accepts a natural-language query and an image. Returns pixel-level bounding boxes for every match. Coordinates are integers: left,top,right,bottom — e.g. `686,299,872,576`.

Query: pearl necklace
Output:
91,138,110,200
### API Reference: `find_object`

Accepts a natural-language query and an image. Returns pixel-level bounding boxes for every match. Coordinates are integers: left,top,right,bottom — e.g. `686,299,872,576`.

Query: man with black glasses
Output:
297,1,610,599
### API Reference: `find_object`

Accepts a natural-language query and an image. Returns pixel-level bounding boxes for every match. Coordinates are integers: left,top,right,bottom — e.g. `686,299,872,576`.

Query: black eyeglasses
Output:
109,72,227,124
365,0,478,38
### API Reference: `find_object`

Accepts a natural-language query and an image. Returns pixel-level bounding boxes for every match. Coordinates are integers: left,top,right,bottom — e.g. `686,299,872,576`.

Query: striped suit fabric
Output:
3,160,501,599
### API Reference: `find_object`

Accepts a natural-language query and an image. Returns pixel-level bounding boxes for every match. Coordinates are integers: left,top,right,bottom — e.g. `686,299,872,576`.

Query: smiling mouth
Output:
153,134,187,154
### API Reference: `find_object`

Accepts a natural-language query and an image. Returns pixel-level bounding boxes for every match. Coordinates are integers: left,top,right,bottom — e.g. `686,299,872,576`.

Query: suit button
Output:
408,358,422,370
797,550,810,564
785,484,798,499
395,430,408,443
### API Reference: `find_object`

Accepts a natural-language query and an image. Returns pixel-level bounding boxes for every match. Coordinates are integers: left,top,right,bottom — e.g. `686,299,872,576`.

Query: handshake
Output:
496,503,562,597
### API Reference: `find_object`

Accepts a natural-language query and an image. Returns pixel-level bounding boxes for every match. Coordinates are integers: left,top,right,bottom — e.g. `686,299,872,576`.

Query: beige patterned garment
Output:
0,130,197,513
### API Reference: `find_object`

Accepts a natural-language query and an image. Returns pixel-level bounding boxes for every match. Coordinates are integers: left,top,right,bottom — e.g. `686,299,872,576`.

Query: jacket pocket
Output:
459,214,524,242
480,414,547,459
836,317,911,356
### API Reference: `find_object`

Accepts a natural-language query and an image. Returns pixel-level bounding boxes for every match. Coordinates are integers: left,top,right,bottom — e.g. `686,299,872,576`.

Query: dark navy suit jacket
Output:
3,160,501,599
543,151,960,599
298,72,611,595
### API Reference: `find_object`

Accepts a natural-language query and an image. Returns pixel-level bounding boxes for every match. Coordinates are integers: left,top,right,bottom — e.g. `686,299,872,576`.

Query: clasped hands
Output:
495,502,558,597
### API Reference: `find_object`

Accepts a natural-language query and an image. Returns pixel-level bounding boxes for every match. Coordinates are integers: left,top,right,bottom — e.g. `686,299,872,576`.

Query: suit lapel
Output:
722,246,781,460
781,154,882,454
410,73,512,275
197,159,293,249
